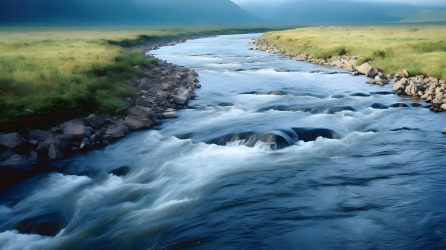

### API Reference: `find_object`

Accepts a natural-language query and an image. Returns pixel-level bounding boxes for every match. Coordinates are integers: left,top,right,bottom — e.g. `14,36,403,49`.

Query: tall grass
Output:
0,26,293,131
261,24,446,79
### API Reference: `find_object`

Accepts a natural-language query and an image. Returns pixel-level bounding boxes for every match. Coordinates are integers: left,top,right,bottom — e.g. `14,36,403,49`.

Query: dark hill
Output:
0,0,265,26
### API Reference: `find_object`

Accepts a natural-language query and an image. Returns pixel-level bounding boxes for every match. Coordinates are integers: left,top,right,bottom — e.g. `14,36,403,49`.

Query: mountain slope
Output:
0,0,265,26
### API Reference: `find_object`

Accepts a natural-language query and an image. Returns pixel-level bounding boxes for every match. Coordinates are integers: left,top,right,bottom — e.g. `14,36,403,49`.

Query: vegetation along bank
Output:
0,26,295,189
253,24,446,130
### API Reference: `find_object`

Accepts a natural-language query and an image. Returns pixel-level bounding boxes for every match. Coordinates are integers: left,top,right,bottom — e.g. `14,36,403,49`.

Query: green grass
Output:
0,26,294,131
261,24,446,79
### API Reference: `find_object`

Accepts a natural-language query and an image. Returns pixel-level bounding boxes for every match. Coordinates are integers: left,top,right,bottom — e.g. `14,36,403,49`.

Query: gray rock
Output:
442,128,446,134
55,135,72,152
62,119,91,139
138,107,159,120
0,133,30,154
162,111,177,119
85,114,105,129
393,80,409,91
0,149,16,162
355,63,380,78
174,95,189,106
104,123,129,141
28,130,53,142
0,154,35,173
48,144,63,160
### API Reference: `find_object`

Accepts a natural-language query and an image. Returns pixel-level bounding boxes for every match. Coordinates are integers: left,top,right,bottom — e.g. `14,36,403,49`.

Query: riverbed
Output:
1,33,445,250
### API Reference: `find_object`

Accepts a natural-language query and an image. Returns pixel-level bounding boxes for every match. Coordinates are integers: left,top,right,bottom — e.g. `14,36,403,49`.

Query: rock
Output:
104,123,129,141
442,128,446,134
0,153,35,173
393,79,409,91
62,119,91,139
48,144,63,160
0,149,16,162
370,103,389,109
350,93,371,97
390,103,409,108
125,116,156,130
412,103,423,107
441,104,446,110
327,106,356,114
352,71,359,76
162,111,177,119
403,69,410,78
173,95,189,106
109,166,131,177
396,72,405,78
138,78,152,90
432,98,443,104
85,114,105,129
138,107,158,120
355,63,380,78
54,135,72,152
193,82,202,89
376,80,390,86
28,130,53,142
0,133,31,154
365,81,376,84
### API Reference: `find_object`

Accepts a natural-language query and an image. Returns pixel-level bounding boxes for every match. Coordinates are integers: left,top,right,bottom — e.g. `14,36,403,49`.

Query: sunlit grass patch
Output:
262,24,446,79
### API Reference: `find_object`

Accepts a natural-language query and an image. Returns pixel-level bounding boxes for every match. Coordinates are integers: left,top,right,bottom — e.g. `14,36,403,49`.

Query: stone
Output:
396,72,405,78
104,123,129,141
0,133,31,154
55,135,72,152
0,154,35,174
352,71,359,76
370,103,389,109
441,104,446,110
193,82,202,88
162,111,177,119
403,69,410,78
442,128,446,134
365,81,376,84
355,63,380,78
376,80,390,86
138,107,158,120
393,80,409,91
432,98,443,104
28,130,53,142
138,78,151,90
85,114,105,129
109,166,131,177
48,144,63,160
62,119,91,139
173,95,189,106
15,212,66,237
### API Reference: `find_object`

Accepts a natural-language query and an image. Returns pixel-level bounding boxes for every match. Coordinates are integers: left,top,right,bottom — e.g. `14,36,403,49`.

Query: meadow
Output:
261,24,446,79
0,26,290,131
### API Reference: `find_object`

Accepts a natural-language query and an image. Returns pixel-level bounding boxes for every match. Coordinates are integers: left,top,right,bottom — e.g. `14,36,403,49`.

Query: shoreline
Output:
0,35,208,190
252,37,446,131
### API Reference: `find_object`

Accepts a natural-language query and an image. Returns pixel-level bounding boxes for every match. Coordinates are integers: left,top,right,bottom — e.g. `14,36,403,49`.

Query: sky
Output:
232,0,446,7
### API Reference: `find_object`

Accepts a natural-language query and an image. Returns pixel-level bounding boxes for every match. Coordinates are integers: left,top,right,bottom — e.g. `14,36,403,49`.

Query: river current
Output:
1,34,446,250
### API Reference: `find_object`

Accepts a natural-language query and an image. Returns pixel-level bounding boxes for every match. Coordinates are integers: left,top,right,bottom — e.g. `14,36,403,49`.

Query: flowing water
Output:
1,34,446,250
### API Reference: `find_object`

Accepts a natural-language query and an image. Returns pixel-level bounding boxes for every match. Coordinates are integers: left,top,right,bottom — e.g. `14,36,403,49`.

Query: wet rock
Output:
55,135,72,152
174,95,189,106
218,102,235,107
352,71,359,76
104,123,129,141
62,119,91,139
390,103,409,108
109,166,131,177
162,111,177,119
327,106,356,114
412,103,423,107
292,128,342,142
48,144,63,160
350,93,371,97
85,114,105,129
365,80,377,84
0,133,31,154
371,91,394,95
28,130,53,142
268,90,287,95
393,79,409,91
125,116,157,130
442,128,446,134
0,153,35,173
370,103,389,109
331,94,344,99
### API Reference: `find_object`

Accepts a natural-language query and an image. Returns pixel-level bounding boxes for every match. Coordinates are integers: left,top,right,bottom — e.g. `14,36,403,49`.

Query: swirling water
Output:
1,34,446,250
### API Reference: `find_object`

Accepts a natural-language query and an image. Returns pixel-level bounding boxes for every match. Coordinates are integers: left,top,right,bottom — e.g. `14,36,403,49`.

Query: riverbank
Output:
0,27,296,189
252,36,446,125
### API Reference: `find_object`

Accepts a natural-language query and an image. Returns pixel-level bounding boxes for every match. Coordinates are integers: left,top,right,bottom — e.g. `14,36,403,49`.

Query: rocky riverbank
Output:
0,36,205,190
252,38,446,128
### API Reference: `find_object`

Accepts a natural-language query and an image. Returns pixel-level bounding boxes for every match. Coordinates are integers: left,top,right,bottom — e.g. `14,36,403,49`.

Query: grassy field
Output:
261,24,446,79
0,26,292,131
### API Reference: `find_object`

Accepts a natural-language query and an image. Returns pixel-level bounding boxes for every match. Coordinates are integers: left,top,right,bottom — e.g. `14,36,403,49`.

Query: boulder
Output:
85,114,105,129
138,107,158,120
138,78,151,90
441,104,446,110
396,72,405,78
104,123,129,141
393,80,409,91
355,63,380,78
55,135,72,152
0,153,35,173
173,95,189,106
442,128,446,134
62,119,91,139
188,69,199,77
48,144,63,160
28,130,53,142
162,111,178,119
109,166,131,177
403,69,410,78
0,133,31,154
125,116,157,130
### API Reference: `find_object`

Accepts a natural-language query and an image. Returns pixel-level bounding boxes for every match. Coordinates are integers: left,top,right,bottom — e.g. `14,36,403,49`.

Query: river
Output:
1,34,445,250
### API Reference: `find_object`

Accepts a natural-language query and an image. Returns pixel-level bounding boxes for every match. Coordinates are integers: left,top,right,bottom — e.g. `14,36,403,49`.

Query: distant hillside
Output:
0,0,265,26
237,0,446,25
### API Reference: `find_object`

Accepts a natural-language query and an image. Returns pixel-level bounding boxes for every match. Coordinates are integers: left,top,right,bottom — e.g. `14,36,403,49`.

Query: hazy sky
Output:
232,0,446,7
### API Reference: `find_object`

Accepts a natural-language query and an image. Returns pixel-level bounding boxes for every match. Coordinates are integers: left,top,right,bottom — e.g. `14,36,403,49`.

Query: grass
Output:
0,26,293,131
261,24,446,79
